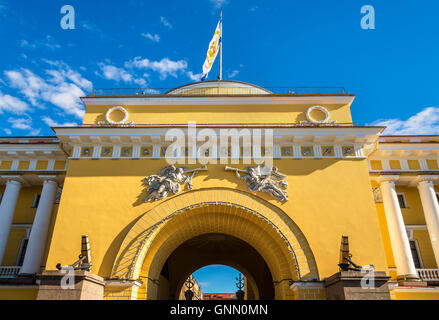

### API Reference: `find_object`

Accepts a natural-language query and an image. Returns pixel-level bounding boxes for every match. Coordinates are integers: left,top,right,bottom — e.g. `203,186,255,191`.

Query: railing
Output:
91,86,347,96
417,268,439,282
0,266,21,278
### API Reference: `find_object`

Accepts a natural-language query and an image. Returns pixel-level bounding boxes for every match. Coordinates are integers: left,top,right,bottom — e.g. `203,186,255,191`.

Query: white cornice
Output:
53,126,382,146
371,143,439,159
0,144,65,160
81,95,356,106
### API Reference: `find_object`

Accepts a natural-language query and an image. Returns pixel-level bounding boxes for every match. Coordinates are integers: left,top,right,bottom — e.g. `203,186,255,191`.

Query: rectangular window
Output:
31,194,41,208
409,240,422,269
397,193,407,209
16,238,29,266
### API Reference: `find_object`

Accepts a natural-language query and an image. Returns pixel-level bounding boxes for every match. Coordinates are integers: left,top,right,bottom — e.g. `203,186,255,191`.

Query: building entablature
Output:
370,174,439,187
0,141,64,159
0,139,67,184
369,141,439,173
371,143,439,158
0,174,65,187
52,126,382,160
81,94,355,107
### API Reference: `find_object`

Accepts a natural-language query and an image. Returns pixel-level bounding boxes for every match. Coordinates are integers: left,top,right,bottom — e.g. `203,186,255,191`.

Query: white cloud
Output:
98,63,133,83
142,32,160,42
28,129,41,136
41,116,77,127
8,117,32,130
3,128,12,135
160,16,172,29
227,70,239,78
4,61,92,118
369,107,439,135
81,21,111,40
126,57,188,80
20,35,61,50
97,62,147,87
209,0,227,8
187,71,202,82
0,91,29,114
198,282,210,288
43,60,93,91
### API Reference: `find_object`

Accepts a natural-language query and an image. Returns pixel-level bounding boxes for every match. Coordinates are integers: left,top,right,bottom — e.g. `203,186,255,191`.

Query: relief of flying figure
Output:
144,165,208,202
225,165,289,202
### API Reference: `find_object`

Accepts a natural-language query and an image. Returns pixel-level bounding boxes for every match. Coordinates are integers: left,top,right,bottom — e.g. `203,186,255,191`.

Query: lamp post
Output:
184,275,195,300
235,273,245,300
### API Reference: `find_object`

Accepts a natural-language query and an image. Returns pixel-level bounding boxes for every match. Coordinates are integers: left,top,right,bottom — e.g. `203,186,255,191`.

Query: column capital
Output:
1,175,24,185
416,175,439,186
377,175,400,185
38,175,58,185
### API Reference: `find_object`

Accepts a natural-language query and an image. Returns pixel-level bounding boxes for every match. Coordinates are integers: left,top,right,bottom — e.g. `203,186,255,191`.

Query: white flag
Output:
201,18,222,81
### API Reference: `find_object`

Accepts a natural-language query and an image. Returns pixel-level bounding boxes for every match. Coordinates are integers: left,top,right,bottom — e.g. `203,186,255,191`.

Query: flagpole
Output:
219,10,222,81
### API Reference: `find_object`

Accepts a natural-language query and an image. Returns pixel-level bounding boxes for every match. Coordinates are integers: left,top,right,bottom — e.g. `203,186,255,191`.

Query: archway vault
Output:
106,188,318,300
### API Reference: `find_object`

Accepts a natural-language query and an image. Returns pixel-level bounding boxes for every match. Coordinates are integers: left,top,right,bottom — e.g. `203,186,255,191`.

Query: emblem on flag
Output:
201,16,222,81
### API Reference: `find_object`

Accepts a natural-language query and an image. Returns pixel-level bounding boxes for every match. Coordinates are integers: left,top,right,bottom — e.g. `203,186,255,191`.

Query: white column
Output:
20,178,58,274
0,177,22,264
379,176,419,280
416,176,439,268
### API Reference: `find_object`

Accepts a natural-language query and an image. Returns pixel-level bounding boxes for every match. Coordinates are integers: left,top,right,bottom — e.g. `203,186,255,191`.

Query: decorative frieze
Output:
64,142,365,160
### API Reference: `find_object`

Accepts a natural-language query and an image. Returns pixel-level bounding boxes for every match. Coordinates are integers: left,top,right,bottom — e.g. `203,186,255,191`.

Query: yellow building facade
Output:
0,80,438,300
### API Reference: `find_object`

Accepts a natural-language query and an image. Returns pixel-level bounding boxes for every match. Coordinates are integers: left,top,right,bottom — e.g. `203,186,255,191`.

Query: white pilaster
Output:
0,177,22,264
334,145,342,158
20,178,58,274
92,145,101,159
293,145,301,159
72,145,81,158
112,145,121,159
314,145,322,158
379,175,419,280
401,159,409,171
416,176,439,268
419,159,428,171
132,144,140,159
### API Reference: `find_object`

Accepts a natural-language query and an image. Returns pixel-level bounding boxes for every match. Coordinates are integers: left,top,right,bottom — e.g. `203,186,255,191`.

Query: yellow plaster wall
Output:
395,186,426,225
414,230,437,268
44,157,387,281
392,289,439,300
0,287,38,300
2,229,27,266
82,103,353,125
0,161,12,170
12,186,41,224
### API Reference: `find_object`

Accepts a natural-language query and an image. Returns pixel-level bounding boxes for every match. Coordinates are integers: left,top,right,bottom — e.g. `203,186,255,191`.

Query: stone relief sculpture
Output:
225,165,289,201
144,165,207,202
372,187,383,203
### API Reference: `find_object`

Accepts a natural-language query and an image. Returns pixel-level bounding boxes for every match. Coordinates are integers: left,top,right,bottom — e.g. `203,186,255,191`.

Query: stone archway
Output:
168,234,272,300
107,188,318,300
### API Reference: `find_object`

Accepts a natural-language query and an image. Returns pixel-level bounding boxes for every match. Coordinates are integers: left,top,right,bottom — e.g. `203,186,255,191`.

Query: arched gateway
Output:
108,188,318,300
1,80,402,301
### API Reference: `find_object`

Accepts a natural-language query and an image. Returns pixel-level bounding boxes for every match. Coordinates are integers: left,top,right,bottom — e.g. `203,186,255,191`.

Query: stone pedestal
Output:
36,270,105,300
398,280,428,287
324,271,391,300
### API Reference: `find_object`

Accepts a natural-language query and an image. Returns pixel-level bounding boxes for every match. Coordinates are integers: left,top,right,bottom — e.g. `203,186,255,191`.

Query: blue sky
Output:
0,0,438,137
193,265,241,293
